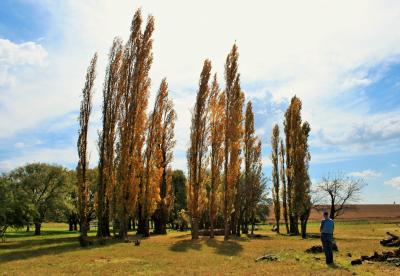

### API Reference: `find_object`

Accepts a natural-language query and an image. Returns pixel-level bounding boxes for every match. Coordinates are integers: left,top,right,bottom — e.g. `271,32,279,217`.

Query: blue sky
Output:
0,0,399,203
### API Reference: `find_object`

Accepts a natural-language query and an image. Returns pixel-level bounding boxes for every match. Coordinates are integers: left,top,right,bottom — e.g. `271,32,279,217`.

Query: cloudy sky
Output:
1,0,399,203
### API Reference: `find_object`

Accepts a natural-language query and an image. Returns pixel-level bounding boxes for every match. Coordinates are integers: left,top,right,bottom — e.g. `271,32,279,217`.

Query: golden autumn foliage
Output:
223,44,244,240
188,60,212,240
283,96,311,237
208,74,225,238
139,79,174,237
153,80,176,235
77,53,97,246
116,9,154,239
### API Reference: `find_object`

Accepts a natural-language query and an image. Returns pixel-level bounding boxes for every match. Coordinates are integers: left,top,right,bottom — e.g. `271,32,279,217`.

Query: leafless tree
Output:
317,172,365,219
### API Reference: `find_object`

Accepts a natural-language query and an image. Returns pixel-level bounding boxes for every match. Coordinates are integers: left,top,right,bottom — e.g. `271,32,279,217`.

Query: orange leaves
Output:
116,9,155,238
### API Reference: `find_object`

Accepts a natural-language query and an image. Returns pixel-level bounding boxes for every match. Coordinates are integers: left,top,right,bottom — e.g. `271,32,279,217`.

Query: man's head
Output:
323,211,329,219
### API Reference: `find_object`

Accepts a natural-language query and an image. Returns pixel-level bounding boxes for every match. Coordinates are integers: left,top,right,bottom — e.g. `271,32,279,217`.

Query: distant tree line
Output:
0,164,188,240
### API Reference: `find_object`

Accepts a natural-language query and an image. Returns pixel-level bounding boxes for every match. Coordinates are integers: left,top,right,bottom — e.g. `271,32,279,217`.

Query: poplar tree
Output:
97,38,124,239
138,80,169,237
77,53,97,246
188,60,212,240
283,96,311,236
152,79,176,235
223,44,244,240
208,74,225,238
279,139,289,234
243,101,256,235
271,124,280,233
248,140,263,235
117,10,154,239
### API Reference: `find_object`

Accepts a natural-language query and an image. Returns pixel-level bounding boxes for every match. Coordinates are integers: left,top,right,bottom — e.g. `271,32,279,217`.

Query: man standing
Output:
320,211,334,265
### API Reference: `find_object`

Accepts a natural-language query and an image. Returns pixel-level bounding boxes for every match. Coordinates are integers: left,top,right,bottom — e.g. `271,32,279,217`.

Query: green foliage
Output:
0,174,31,239
7,163,70,233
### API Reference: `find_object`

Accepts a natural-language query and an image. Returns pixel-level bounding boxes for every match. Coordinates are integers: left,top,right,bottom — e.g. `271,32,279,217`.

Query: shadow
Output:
246,234,272,240
169,239,202,252
205,238,243,256
5,230,79,239
0,235,118,265
171,233,191,239
0,236,78,250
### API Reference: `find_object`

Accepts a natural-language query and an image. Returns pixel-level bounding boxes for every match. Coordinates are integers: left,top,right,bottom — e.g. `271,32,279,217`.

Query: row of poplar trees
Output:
271,96,311,238
76,9,176,246
188,44,264,240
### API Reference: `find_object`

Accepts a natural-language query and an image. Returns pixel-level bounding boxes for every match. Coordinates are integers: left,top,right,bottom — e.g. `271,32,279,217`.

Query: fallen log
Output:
351,259,362,265
380,232,400,247
255,254,278,262
305,243,338,254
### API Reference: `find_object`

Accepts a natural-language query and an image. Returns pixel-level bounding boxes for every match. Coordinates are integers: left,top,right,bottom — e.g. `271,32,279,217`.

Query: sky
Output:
0,0,399,203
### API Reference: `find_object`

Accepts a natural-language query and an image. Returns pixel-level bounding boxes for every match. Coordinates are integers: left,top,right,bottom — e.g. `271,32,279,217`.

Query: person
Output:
320,211,334,265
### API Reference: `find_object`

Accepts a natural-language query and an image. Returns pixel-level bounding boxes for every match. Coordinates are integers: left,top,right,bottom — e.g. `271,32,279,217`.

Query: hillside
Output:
268,204,400,223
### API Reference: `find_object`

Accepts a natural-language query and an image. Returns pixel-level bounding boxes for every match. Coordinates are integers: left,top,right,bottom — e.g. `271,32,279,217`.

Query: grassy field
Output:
1,222,400,275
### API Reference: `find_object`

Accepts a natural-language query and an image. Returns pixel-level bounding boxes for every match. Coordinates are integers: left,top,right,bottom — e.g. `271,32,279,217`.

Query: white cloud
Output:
349,169,382,178
0,39,47,66
0,147,76,172
384,177,400,188
2,0,400,170
0,39,47,87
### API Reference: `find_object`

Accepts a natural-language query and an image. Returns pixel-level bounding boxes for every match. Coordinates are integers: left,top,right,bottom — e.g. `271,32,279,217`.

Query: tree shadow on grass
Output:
169,239,202,252
205,238,243,256
5,229,78,239
0,236,78,250
0,235,118,264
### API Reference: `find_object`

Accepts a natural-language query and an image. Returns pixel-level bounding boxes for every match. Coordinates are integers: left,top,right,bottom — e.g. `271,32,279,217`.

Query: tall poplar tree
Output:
271,124,280,233
117,10,154,239
223,44,244,240
188,60,211,240
77,53,97,246
283,96,311,236
97,38,124,239
279,139,289,234
138,80,170,237
208,74,225,238
243,101,256,235
152,80,176,235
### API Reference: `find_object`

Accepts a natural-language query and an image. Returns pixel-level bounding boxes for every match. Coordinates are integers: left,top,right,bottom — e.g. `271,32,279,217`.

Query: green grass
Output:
1,222,400,275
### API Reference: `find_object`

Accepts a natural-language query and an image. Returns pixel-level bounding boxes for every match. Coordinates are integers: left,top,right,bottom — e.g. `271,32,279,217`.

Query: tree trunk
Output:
300,216,308,239
242,221,248,234
289,214,299,235
26,224,30,232
210,218,215,238
330,199,335,219
118,211,128,240
127,217,132,231
34,223,41,235
191,217,199,240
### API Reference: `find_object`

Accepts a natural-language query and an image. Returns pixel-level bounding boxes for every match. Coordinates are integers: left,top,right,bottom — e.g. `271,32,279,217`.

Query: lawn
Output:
1,222,399,275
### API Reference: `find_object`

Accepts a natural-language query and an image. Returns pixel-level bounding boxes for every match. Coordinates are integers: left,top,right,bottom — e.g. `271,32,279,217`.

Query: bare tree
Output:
317,172,365,219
